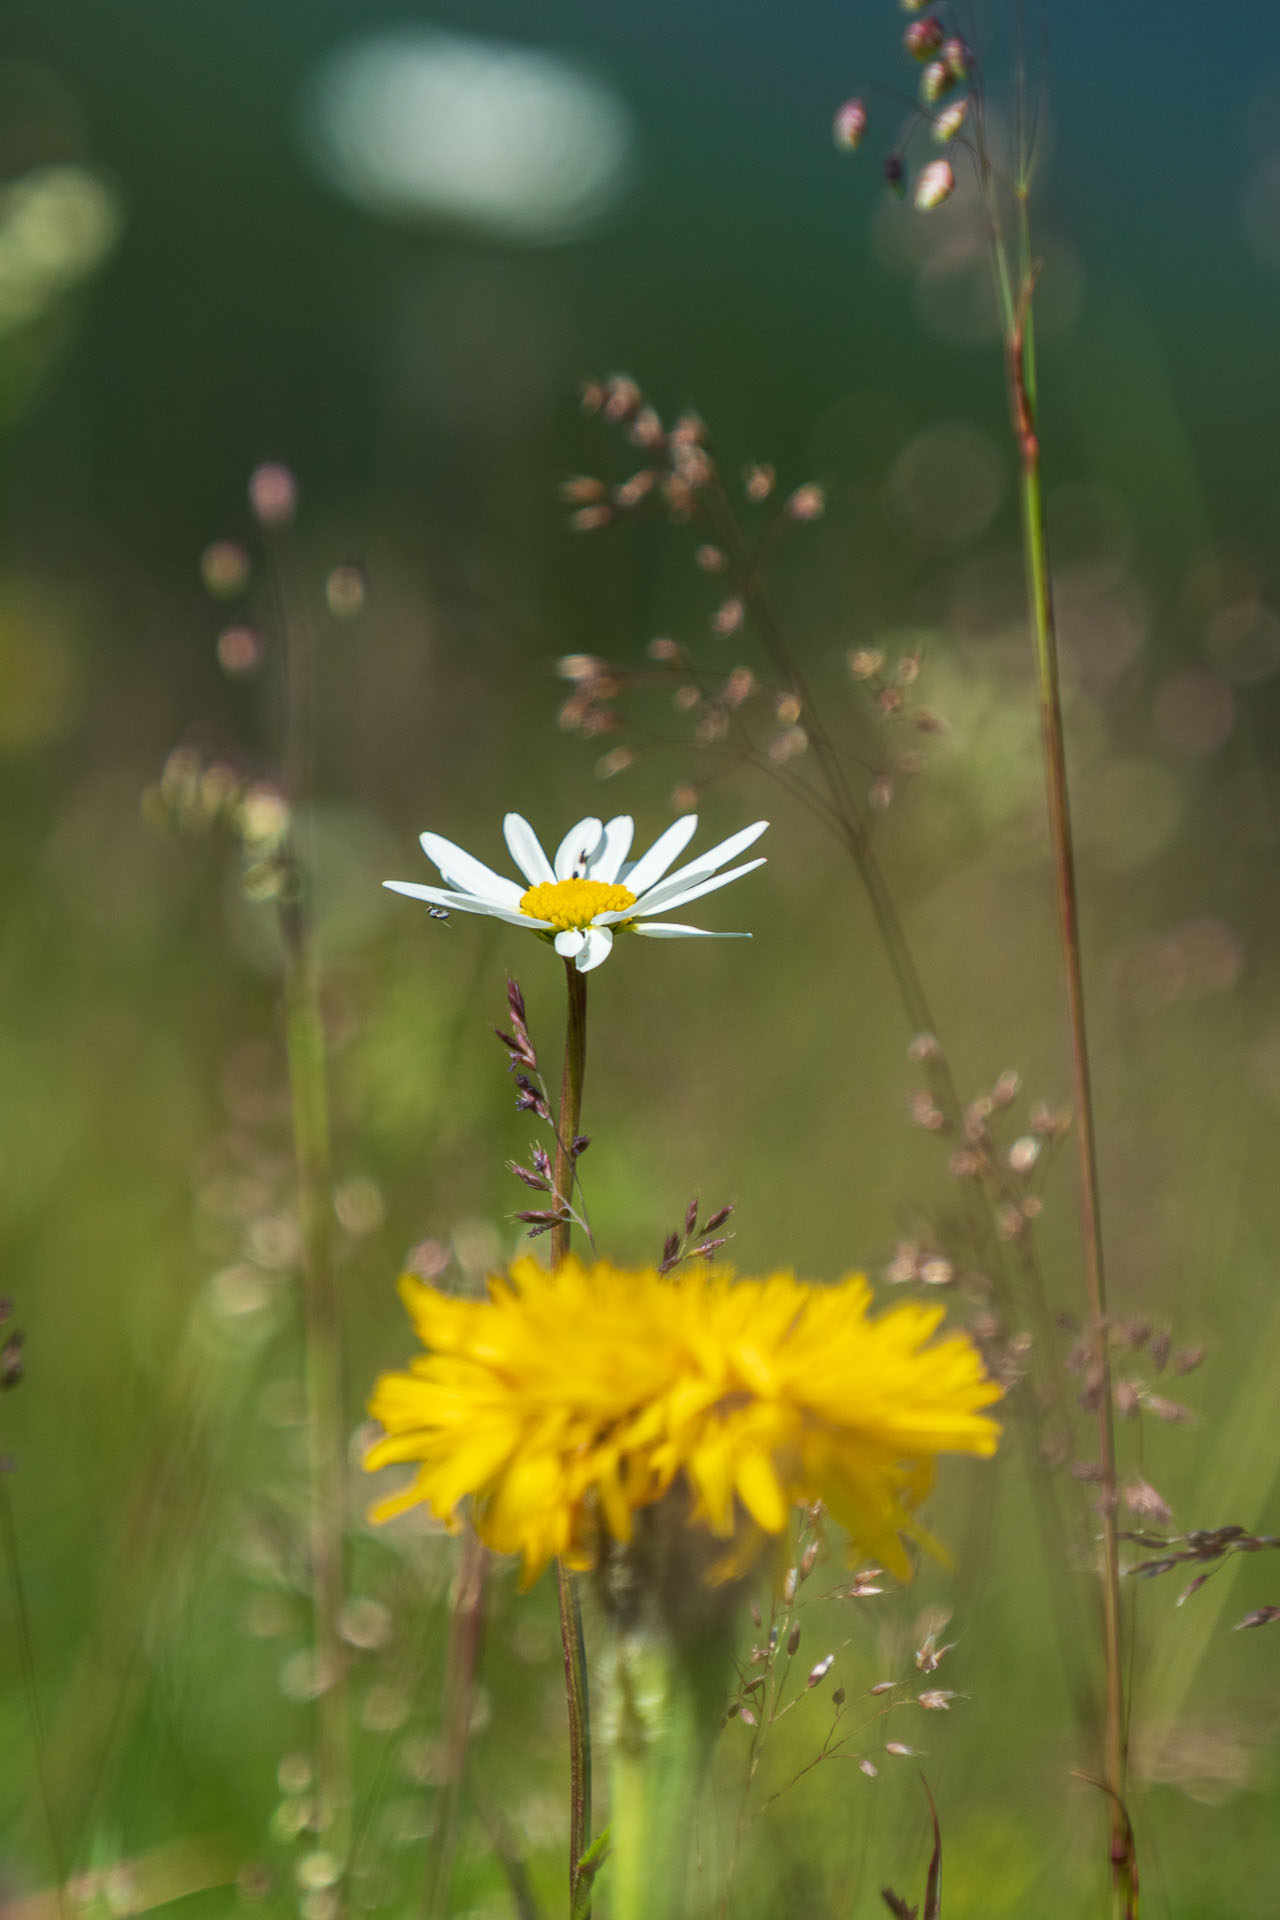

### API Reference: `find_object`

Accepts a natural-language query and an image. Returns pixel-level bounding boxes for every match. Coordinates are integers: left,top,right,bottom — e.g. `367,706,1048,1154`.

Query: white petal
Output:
419,832,525,907
633,857,767,916
587,815,635,882
632,922,751,939
502,814,556,887
554,818,604,879
621,816,699,894
635,821,769,901
575,925,614,971
554,928,587,957
384,881,549,930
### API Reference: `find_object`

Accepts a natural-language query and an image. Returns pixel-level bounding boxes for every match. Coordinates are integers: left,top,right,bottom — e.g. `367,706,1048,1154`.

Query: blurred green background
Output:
3,1,1280,1915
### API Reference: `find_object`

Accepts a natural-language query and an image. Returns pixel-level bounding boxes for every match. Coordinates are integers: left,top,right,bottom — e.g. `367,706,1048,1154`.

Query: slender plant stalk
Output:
698,473,1096,1727
280,901,352,1878
425,1528,487,1920
1008,280,1133,1917
272,520,352,1889
549,958,593,1916
0,1472,70,1920
551,961,589,1270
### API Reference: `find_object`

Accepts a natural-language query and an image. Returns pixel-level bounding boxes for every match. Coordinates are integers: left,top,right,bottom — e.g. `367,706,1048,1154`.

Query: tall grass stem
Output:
550,959,593,1916
272,527,353,1890
0,1474,70,1920
1008,282,1133,1917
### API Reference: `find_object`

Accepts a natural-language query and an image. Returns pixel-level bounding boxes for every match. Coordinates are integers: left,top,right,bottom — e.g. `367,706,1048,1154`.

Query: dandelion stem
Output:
551,958,593,1917
1008,274,1132,1916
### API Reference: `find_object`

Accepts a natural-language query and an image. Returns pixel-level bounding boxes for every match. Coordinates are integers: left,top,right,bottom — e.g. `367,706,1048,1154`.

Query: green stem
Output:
273,522,351,1890
549,958,593,1915
0,1470,70,1920
551,961,589,1269
281,902,352,1878
608,1630,716,1920
1010,283,1132,1917
425,1528,487,1920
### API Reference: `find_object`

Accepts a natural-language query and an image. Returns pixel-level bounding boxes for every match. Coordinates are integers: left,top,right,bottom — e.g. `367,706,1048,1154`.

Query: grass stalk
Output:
550,958,593,1917
0,1472,70,1920
280,894,353,1878
425,1528,487,1920
1007,277,1133,1916
271,514,352,1890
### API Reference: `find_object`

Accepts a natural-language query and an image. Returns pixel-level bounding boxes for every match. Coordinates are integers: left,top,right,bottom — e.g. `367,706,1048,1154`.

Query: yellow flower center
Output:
519,877,637,931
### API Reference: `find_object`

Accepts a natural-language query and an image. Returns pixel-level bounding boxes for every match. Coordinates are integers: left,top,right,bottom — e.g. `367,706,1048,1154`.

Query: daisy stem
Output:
551,960,588,1269
551,957,593,1916
1007,259,1131,1915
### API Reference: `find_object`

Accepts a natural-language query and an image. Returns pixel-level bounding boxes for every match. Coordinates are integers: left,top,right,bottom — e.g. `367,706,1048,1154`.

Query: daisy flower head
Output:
366,1255,1002,1587
384,812,768,972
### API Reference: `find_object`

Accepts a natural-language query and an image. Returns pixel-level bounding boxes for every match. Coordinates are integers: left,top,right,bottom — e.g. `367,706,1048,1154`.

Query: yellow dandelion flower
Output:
366,1255,1001,1585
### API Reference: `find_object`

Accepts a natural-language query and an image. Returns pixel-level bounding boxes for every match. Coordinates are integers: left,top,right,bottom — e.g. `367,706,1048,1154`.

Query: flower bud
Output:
558,475,607,504
785,482,826,521
603,374,642,422
920,58,956,105
913,159,955,210
248,463,296,527
904,17,944,60
942,36,970,80
833,97,868,151
883,153,906,197
931,98,968,142
200,540,250,597
628,405,665,449
744,462,776,503
570,503,615,532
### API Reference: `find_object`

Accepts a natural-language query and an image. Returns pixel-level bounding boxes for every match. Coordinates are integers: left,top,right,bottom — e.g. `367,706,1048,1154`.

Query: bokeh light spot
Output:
1241,151,1280,273
888,423,1005,546
1206,601,1280,686
325,564,367,619
0,164,121,337
200,540,250,598
217,624,264,676
1153,670,1235,757
0,581,82,751
302,29,634,245
1079,759,1183,870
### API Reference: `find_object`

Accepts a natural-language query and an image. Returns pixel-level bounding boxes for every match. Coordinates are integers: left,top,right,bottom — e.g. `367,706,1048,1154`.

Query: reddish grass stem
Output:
1009,280,1133,1918
550,959,593,1917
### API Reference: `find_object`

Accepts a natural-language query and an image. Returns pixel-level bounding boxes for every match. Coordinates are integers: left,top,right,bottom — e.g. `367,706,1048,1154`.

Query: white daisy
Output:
385,813,768,972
